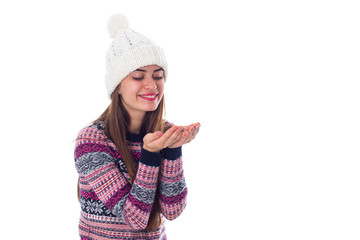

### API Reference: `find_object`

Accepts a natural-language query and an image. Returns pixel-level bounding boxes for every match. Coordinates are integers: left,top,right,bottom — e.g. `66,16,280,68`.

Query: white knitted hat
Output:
105,14,168,98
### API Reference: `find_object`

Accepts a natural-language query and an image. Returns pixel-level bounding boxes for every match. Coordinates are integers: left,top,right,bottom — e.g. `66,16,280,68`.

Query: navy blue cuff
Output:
162,146,182,160
140,148,162,167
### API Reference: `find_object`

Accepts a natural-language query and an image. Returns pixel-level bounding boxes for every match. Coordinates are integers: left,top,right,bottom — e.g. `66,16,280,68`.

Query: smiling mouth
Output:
138,93,159,101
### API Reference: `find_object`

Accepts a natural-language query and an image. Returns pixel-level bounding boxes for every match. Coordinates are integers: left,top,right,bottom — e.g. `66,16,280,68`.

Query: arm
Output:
74,126,161,230
159,147,187,220
141,122,199,220
157,121,200,220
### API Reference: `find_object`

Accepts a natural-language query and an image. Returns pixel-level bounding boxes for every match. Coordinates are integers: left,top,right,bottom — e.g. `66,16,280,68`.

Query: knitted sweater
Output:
74,121,187,240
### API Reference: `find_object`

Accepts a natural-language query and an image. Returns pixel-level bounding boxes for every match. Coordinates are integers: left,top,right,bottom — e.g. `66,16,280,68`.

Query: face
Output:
118,65,165,119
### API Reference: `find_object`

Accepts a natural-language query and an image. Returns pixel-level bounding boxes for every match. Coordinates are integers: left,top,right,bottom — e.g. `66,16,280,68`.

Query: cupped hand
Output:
143,125,185,153
168,122,201,149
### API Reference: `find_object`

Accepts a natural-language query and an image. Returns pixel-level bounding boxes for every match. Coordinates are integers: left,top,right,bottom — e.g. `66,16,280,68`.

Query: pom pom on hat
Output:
107,14,129,38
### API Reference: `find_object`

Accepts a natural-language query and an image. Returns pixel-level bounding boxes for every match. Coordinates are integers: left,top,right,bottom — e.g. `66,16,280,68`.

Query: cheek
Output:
157,81,165,93
120,82,142,96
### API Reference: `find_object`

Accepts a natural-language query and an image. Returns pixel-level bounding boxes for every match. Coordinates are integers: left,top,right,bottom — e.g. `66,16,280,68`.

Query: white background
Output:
0,0,359,239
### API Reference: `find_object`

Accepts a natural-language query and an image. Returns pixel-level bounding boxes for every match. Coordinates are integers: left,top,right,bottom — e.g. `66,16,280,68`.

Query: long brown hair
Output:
78,87,165,230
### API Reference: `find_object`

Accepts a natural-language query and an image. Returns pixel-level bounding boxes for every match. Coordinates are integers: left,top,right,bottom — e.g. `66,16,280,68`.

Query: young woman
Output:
74,14,200,240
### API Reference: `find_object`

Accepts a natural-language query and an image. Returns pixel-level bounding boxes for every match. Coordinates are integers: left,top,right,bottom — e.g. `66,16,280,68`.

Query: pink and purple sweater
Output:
74,121,187,240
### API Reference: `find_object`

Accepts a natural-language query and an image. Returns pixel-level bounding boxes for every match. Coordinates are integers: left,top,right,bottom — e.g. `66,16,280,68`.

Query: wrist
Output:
143,145,160,153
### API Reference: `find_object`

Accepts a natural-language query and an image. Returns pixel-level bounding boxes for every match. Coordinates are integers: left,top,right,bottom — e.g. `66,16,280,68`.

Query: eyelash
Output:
133,76,163,81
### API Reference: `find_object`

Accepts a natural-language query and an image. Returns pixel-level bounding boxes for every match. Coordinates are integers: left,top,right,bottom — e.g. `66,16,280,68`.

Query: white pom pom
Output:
107,14,129,38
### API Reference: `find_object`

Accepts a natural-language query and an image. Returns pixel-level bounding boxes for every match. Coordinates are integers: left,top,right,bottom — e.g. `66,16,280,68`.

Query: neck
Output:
128,112,146,134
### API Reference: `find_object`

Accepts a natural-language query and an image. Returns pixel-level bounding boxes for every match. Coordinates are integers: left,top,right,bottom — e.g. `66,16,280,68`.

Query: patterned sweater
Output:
74,121,187,240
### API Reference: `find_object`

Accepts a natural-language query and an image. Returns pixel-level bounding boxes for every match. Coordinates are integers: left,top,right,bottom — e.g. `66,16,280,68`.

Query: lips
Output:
138,93,159,101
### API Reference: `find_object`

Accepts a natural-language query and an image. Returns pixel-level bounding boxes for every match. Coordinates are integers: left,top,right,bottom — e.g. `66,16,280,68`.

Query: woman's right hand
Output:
143,125,185,153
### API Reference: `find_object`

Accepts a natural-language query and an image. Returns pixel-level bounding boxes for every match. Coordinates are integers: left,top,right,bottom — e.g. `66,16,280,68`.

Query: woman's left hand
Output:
168,122,201,149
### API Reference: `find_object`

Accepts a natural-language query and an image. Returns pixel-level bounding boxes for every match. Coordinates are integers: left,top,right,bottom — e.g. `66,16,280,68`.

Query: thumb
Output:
144,131,163,143
153,131,163,138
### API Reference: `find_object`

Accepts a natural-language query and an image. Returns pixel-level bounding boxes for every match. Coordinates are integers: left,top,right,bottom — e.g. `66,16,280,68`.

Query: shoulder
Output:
74,121,115,160
76,120,107,145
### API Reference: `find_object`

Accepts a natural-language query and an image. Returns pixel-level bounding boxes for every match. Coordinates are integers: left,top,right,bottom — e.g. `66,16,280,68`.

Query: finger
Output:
143,131,163,143
163,126,185,147
190,128,199,142
169,123,200,148
167,126,184,143
168,134,186,148
192,125,200,139
154,131,163,139
150,125,180,148
185,125,200,144
181,124,194,137
169,124,200,148
193,122,201,130
157,125,179,143
143,131,164,152
188,122,200,128
181,126,195,144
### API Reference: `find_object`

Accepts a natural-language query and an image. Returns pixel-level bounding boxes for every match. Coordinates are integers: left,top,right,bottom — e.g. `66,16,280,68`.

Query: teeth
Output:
141,95,156,98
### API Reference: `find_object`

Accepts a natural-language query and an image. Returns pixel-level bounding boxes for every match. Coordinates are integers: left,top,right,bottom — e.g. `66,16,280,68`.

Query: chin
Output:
143,104,159,112
145,107,158,112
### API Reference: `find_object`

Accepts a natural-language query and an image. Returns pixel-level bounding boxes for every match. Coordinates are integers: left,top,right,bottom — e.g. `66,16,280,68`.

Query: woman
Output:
74,14,200,240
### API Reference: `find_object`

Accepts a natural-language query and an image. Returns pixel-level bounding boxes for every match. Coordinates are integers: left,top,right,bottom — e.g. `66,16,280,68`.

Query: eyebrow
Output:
134,67,164,72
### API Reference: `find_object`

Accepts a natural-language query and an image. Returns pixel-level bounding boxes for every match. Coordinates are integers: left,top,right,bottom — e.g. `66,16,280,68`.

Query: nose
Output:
144,76,157,90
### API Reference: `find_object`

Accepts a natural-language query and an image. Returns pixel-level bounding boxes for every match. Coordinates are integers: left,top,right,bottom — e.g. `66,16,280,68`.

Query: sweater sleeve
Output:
74,126,161,230
159,146,188,220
